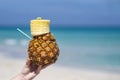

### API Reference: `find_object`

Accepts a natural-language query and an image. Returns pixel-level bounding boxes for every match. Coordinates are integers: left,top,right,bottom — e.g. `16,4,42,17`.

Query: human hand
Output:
11,58,53,80
21,59,42,80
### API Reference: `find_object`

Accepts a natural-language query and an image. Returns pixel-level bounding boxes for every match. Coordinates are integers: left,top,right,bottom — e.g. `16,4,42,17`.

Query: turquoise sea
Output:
0,26,120,72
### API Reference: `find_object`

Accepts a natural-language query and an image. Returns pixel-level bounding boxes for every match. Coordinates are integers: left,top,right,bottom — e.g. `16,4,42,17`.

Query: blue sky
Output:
0,0,120,25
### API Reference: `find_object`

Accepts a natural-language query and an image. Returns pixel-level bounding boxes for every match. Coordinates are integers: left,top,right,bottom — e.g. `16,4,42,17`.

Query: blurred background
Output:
0,0,120,80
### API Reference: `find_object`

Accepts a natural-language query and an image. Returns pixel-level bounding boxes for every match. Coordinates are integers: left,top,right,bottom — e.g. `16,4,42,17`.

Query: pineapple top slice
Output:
30,17,50,36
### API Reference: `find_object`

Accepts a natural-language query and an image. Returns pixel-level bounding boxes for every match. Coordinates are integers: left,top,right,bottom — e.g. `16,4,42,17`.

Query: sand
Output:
0,55,120,80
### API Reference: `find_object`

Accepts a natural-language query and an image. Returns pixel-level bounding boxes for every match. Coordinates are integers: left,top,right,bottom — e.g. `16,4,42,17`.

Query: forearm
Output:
11,73,29,80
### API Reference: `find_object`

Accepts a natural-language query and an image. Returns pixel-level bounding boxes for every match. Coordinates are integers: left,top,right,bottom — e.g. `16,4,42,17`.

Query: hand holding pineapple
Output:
11,59,53,80
12,17,59,80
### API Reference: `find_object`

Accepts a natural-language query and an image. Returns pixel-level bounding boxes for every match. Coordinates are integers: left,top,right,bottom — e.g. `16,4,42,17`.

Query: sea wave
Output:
4,39,17,46
4,39,29,46
19,39,29,46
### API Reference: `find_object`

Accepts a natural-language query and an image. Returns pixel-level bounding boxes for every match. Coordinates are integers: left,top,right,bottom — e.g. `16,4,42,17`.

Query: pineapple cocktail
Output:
28,17,59,67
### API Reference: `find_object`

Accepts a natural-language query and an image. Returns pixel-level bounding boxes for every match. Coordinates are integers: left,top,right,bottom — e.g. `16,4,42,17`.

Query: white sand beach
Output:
0,54,120,80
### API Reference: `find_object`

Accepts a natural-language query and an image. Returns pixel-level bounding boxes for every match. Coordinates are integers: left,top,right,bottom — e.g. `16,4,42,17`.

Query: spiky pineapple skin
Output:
28,33,59,66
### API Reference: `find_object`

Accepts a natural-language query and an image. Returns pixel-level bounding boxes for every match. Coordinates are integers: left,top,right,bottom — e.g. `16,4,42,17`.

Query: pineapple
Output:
28,17,59,67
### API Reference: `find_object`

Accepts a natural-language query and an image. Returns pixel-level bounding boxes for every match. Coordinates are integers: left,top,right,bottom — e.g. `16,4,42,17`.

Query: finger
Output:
21,58,31,74
35,65,42,74
25,58,31,68
26,58,31,66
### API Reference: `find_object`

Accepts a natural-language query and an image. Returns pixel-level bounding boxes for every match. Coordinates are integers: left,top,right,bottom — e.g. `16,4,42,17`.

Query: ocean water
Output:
0,26,120,72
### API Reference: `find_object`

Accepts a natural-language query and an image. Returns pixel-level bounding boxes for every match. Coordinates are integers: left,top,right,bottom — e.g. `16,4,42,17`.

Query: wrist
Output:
18,73,26,80
19,73,31,80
